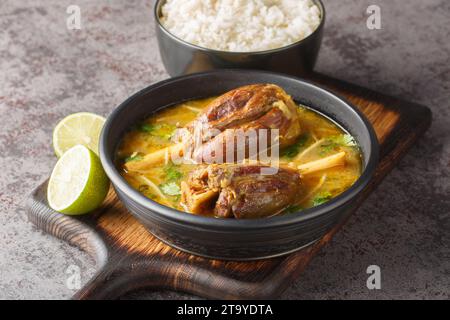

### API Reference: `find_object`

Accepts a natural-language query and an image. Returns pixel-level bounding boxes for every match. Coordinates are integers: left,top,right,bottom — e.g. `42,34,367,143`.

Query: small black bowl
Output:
100,70,379,260
154,0,325,77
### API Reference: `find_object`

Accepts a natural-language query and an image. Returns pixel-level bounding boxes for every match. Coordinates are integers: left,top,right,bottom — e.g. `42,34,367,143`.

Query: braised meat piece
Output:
180,164,303,219
183,84,302,163
125,84,302,172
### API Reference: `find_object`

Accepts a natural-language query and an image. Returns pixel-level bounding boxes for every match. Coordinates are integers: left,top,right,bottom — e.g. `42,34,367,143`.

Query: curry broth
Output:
117,98,362,215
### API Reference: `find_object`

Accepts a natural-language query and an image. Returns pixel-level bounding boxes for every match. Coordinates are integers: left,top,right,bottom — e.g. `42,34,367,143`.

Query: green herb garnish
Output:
164,163,183,181
283,204,303,215
319,140,338,155
138,123,156,133
160,182,181,196
320,134,357,155
137,123,176,140
281,134,309,158
334,134,357,147
312,192,332,206
138,185,157,200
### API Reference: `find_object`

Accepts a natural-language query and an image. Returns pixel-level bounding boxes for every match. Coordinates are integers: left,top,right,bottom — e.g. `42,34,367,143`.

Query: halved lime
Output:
53,112,105,157
47,145,110,215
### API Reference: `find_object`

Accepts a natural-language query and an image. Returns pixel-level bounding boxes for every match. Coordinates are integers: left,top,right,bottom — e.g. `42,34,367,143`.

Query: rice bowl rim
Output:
154,0,326,55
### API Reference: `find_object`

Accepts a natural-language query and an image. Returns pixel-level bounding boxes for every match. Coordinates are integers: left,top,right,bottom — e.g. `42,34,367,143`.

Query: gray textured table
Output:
0,0,448,300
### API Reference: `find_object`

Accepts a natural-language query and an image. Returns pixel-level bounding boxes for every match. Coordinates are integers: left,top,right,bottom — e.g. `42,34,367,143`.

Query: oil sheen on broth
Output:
117,98,362,216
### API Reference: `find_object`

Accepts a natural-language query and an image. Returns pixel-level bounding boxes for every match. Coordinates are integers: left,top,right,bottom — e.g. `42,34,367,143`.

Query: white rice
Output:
160,0,321,52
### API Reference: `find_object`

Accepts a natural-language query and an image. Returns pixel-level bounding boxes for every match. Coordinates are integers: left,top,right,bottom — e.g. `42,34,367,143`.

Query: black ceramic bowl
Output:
100,70,379,260
154,0,325,77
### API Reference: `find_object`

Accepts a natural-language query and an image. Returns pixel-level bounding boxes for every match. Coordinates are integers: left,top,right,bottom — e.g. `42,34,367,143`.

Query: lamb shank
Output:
182,83,302,163
125,84,302,171
181,164,303,219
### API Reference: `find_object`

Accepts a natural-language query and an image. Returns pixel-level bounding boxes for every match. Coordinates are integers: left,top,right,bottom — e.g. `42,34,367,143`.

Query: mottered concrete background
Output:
0,0,448,299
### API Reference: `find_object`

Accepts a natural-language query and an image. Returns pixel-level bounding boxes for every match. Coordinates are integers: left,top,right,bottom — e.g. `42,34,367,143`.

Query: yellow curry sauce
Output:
117,98,362,215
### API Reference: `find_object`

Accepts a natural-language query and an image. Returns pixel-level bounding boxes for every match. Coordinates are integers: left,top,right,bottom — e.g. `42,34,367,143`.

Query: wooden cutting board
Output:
26,72,431,300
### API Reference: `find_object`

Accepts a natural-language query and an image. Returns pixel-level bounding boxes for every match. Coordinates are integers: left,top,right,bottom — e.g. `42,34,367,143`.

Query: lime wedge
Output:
53,112,105,157
47,145,110,215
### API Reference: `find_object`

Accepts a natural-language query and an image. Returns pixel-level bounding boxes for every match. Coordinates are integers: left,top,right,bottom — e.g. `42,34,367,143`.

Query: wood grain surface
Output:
26,72,432,300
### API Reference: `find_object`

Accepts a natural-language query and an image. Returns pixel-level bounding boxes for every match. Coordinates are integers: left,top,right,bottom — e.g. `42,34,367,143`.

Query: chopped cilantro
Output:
283,204,303,215
137,123,176,140
319,140,338,155
334,134,357,147
320,134,357,155
138,123,156,133
138,185,157,200
164,164,183,181
281,134,309,158
312,192,333,206
160,182,181,196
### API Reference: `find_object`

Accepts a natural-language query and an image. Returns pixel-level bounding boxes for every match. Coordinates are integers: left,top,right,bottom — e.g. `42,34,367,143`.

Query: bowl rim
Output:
153,0,326,55
100,69,379,231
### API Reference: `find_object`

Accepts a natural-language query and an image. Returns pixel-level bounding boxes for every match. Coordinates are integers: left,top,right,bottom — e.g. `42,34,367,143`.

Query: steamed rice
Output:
160,0,321,52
